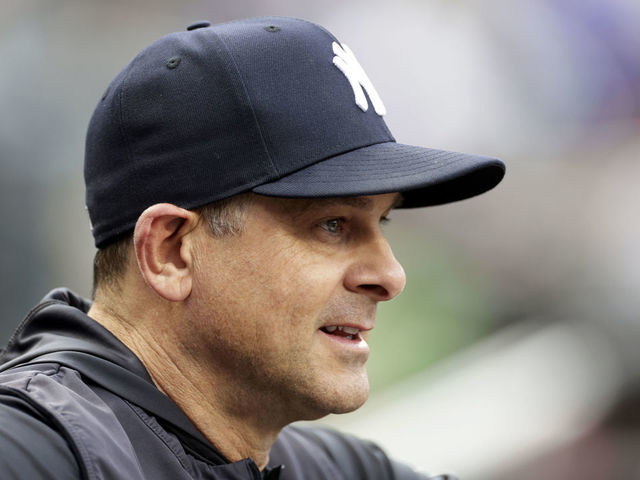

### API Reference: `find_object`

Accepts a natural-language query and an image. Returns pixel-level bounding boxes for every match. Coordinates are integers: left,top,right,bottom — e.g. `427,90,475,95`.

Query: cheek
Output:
190,236,347,347
244,238,341,304
275,248,346,302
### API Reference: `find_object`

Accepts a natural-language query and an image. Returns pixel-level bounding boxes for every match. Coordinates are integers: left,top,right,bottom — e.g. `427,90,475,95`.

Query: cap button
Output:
187,21,211,31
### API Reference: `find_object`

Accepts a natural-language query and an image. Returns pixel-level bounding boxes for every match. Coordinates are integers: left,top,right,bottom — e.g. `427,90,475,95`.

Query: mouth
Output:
319,324,370,342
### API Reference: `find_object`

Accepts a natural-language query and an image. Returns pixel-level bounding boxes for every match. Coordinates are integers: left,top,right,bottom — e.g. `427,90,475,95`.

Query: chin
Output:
329,396,368,415
307,375,371,418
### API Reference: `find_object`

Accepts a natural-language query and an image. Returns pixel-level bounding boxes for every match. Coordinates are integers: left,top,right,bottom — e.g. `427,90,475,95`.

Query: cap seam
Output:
117,69,136,175
210,30,280,177
94,73,136,247
279,139,397,177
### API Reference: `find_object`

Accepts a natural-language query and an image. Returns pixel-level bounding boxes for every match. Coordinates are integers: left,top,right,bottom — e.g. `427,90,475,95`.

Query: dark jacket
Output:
0,289,453,479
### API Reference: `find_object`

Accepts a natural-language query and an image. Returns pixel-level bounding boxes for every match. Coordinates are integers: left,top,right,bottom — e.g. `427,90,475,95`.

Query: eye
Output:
319,218,344,234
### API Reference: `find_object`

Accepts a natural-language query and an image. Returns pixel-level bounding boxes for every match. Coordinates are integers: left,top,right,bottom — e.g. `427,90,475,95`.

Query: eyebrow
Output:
328,194,404,210
317,196,374,210
271,193,404,218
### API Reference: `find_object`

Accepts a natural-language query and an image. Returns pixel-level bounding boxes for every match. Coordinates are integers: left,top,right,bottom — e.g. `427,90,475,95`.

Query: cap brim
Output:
252,141,505,208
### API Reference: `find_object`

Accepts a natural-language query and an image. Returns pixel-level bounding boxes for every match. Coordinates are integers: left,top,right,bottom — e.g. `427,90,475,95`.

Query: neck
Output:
88,300,281,470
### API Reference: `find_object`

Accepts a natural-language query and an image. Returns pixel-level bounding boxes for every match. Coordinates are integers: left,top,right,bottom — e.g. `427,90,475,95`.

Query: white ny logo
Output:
332,41,387,116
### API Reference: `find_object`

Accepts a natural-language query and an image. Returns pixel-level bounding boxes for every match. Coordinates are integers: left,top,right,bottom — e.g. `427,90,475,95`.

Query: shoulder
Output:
271,423,434,480
0,363,144,480
0,391,80,479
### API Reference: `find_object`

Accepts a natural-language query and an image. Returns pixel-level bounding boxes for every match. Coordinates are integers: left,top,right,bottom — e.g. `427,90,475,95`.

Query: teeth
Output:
322,325,361,337
341,326,359,335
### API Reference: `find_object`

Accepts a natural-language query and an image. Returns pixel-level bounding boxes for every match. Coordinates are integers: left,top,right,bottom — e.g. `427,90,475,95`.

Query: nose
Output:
344,235,407,302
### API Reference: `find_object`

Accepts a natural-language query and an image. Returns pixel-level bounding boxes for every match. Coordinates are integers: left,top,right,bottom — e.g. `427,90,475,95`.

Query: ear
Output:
133,203,199,302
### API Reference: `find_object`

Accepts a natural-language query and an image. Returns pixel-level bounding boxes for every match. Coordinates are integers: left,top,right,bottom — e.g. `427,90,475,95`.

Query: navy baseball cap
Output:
85,17,505,248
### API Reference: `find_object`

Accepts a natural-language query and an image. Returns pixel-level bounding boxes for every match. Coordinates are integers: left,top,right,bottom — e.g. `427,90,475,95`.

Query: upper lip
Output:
319,322,374,333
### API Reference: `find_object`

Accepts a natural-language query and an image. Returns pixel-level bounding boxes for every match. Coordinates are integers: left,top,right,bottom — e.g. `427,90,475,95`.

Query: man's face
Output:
184,193,406,424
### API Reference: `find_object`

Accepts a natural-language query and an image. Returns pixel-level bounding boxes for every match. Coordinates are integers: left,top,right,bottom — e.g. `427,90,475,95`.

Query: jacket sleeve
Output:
0,393,81,480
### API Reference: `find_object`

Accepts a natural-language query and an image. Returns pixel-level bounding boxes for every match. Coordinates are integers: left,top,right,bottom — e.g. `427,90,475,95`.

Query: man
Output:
0,17,504,479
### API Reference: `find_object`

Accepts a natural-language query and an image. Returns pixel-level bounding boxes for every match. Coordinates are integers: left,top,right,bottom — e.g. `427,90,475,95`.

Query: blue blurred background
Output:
2,0,640,478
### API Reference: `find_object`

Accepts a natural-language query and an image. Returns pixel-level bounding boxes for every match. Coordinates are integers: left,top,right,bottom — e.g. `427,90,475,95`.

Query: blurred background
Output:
1,0,639,478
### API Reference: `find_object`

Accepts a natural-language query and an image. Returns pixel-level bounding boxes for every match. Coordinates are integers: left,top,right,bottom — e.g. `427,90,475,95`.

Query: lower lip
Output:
319,330,370,353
